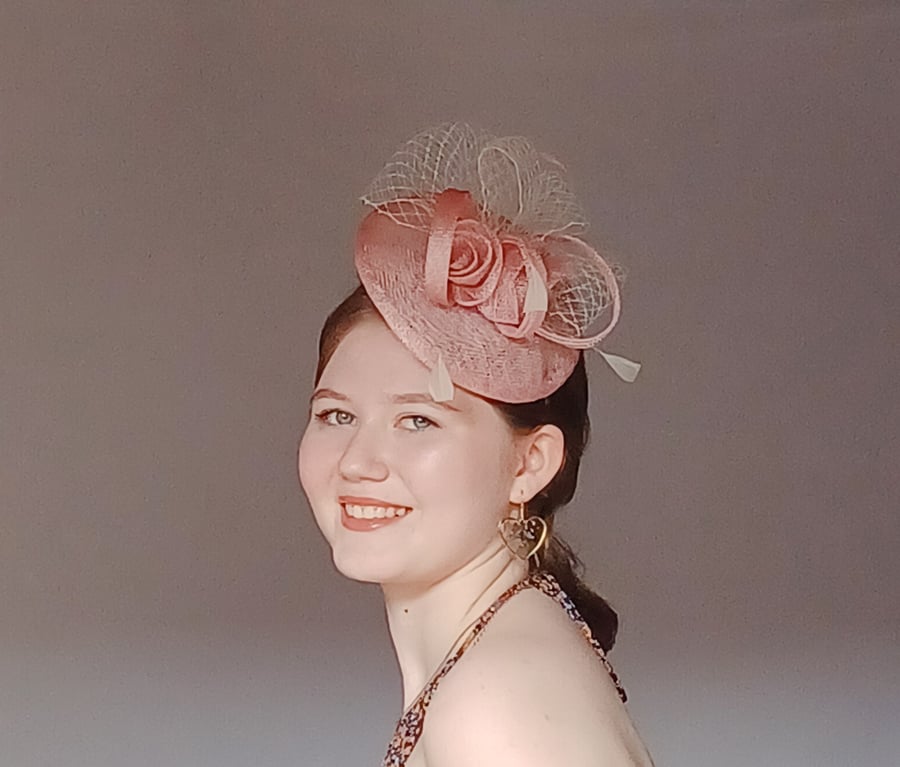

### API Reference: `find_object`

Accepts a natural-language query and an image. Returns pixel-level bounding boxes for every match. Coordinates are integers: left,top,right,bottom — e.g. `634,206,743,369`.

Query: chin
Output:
331,548,402,585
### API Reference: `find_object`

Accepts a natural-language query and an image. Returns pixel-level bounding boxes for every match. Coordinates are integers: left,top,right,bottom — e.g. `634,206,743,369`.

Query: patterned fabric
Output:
382,572,626,766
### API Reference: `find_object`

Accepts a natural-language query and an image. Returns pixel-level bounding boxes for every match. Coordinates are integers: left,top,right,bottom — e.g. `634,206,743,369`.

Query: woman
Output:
298,125,653,766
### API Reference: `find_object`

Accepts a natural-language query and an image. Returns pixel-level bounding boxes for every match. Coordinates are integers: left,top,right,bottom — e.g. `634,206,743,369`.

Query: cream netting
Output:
361,123,619,347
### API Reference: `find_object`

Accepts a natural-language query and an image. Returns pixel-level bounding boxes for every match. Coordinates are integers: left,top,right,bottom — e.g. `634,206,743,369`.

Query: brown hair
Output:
315,285,619,651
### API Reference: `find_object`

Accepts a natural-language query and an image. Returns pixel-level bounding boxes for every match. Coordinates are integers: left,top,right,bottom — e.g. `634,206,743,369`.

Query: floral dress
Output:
382,572,627,766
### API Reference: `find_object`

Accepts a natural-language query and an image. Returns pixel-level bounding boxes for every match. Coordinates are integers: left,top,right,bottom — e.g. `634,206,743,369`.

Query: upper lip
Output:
338,495,410,509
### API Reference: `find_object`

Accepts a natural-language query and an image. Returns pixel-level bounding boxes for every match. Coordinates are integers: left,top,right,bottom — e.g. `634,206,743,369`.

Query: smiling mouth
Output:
343,503,410,519
340,503,412,532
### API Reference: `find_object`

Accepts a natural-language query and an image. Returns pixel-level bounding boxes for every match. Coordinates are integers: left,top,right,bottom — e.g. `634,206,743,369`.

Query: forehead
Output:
318,318,499,419
320,317,428,383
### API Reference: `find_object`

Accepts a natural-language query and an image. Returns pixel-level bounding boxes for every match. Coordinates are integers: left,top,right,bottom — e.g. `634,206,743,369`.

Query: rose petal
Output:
448,221,500,284
448,220,504,307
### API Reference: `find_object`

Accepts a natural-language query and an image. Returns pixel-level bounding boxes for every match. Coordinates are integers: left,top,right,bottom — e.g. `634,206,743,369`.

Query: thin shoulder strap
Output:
382,577,533,767
424,575,535,697
382,573,627,767
529,572,627,702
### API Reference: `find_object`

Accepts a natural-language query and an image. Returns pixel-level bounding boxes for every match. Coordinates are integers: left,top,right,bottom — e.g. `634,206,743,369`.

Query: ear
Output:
509,424,565,505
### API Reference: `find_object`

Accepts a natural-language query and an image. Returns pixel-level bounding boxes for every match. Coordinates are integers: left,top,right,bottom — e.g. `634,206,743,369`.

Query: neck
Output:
382,544,529,708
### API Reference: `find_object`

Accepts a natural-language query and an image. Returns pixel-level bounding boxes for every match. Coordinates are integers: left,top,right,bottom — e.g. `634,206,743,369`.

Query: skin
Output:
298,317,653,766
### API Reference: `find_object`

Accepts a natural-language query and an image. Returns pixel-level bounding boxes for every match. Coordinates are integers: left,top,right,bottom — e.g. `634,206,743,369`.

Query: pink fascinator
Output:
355,123,640,404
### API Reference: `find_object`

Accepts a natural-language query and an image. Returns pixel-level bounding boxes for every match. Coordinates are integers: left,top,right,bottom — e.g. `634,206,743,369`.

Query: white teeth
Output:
344,504,411,520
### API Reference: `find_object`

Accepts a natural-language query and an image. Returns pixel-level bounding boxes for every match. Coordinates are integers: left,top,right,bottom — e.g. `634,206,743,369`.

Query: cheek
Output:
297,430,341,542
297,427,336,498
400,433,514,513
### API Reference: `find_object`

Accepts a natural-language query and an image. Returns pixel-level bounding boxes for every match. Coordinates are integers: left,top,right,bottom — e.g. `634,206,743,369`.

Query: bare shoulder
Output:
421,589,654,767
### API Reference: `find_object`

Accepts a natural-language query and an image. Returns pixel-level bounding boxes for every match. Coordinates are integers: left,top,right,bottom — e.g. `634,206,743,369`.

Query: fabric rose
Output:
422,189,549,341
446,219,504,307
478,236,549,339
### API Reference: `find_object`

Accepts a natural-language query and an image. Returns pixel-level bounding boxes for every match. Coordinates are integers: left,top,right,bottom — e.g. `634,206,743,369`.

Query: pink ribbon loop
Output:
423,190,477,307
491,237,548,340
534,235,621,349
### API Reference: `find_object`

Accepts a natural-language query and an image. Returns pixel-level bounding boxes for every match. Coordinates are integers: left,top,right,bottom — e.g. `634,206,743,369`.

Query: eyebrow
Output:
310,388,349,404
390,393,462,412
309,388,462,413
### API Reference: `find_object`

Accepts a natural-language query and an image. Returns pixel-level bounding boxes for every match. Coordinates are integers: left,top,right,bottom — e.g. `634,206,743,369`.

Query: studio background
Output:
2,2,898,765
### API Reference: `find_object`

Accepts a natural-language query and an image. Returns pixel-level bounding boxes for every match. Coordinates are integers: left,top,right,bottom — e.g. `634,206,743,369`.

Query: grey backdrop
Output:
2,2,898,765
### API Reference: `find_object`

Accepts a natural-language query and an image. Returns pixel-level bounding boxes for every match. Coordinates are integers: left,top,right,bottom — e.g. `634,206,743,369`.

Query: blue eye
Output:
400,415,436,432
316,409,355,426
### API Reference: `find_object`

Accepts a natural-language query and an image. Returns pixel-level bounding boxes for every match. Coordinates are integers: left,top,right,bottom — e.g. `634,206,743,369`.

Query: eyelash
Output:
313,409,437,432
314,409,355,427
400,415,437,432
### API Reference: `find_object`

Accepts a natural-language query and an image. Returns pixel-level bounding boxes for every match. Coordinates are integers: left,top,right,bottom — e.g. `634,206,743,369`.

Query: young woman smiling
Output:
298,125,653,767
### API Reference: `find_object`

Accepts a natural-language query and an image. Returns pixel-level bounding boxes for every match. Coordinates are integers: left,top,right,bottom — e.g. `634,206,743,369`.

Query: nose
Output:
338,423,389,483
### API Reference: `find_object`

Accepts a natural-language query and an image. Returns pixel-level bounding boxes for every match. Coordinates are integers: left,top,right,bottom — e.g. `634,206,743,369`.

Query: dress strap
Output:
382,577,534,766
382,572,626,766
528,572,627,703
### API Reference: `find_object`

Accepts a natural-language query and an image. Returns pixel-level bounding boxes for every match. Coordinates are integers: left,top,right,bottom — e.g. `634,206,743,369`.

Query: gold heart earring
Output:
498,500,548,562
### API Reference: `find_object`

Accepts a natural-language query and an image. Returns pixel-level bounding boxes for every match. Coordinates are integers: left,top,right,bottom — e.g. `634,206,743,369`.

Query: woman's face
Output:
297,317,522,587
